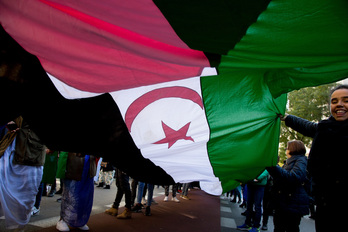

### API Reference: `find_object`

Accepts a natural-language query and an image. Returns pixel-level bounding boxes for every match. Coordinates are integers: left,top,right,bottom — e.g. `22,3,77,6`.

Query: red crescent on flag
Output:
125,86,204,132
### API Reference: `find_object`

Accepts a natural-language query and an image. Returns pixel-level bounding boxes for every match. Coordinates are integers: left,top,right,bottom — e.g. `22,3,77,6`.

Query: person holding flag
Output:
0,117,45,230
280,85,348,232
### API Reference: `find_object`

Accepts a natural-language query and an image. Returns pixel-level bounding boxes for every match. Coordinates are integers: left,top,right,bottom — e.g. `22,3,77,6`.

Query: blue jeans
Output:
137,182,154,206
245,184,265,228
34,182,44,208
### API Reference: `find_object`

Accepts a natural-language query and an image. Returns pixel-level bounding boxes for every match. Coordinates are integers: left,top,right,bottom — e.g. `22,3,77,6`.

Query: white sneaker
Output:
78,224,89,231
163,196,168,202
31,206,40,216
172,197,180,202
56,219,70,232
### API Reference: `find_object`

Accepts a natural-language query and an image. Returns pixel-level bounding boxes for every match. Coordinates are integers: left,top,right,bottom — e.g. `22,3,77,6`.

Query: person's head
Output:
286,140,306,158
330,85,348,121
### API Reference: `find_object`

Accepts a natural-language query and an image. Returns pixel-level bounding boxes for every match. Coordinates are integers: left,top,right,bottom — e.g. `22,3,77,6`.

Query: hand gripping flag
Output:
1,0,348,194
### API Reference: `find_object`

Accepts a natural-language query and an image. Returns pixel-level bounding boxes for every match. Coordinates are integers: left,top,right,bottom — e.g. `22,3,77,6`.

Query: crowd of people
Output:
1,84,348,232
226,139,313,232
0,123,194,232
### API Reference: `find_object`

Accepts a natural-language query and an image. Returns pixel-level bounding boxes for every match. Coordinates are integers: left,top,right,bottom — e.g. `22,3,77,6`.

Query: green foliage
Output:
279,83,338,163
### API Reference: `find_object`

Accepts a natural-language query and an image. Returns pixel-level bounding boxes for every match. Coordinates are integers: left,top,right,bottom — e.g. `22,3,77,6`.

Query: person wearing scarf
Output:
0,116,45,230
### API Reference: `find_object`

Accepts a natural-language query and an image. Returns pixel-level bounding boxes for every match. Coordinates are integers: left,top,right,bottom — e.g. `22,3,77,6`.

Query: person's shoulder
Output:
318,116,342,125
319,117,333,123
296,155,308,162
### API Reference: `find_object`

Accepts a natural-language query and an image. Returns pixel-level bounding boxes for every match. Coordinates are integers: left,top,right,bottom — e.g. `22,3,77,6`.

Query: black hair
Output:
330,84,348,96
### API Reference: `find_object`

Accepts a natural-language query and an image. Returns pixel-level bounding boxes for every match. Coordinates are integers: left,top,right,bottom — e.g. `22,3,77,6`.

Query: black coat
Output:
267,155,309,216
285,115,348,200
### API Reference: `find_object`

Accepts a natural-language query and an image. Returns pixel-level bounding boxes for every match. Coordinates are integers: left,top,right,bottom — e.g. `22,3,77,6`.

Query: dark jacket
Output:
267,155,309,215
285,115,348,197
13,120,46,166
100,158,115,172
65,153,97,181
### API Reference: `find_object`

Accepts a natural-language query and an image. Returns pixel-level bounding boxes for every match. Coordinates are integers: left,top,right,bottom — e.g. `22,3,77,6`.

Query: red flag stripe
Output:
0,0,210,92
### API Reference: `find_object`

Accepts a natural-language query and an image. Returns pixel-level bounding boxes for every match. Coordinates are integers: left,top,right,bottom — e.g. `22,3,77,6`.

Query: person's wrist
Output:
280,113,288,121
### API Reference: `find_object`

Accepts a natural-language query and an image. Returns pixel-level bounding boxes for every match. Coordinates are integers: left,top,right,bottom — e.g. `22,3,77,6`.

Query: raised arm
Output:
282,114,318,138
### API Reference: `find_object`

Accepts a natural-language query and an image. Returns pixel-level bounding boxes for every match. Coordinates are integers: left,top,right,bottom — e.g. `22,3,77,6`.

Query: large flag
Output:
1,0,348,194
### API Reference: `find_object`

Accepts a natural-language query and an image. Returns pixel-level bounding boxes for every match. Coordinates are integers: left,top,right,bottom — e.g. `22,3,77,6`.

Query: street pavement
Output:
1,183,169,232
1,183,220,232
1,182,316,232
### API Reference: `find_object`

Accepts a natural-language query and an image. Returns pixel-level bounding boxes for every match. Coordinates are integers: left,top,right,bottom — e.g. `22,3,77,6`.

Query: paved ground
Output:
1,183,316,232
1,184,220,232
37,188,219,232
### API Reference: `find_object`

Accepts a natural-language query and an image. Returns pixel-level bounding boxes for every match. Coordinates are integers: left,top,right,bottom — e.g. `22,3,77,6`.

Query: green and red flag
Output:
1,0,347,194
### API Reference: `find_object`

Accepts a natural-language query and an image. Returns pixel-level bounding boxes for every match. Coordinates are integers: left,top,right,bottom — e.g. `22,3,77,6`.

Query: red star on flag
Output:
154,121,194,148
